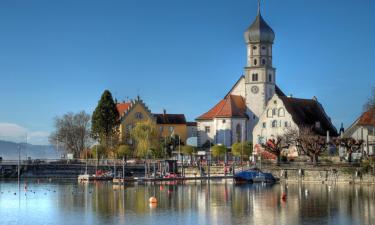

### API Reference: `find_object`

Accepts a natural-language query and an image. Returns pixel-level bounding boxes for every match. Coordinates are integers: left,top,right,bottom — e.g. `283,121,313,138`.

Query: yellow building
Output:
117,97,191,144
153,110,188,144
117,97,155,145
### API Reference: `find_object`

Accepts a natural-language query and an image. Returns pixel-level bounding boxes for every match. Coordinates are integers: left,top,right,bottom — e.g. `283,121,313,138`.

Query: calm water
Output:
0,180,374,225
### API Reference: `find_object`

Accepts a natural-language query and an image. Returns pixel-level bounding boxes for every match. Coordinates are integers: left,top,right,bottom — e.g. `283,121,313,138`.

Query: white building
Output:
344,108,375,156
252,94,338,155
196,4,337,149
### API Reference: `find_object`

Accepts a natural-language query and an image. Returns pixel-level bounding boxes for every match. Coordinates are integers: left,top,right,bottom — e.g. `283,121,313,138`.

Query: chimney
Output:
163,109,166,116
312,96,318,101
288,94,293,98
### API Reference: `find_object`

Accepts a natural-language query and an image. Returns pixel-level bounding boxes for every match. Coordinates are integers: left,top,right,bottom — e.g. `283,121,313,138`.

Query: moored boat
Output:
234,169,277,184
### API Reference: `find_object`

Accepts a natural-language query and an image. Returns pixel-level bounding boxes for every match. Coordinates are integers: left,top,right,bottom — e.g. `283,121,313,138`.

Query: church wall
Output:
231,119,247,144
252,95,298,145
229,77,246,97
197,120,214,147
214,118,232,147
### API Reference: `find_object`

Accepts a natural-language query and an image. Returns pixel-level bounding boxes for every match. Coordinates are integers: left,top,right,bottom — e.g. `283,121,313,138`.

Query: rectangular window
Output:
205,126,210,133
169,126,174,132
268,74,272,82
159,126,164,132
252,73,258,81
284,121,289,127
315,121,321,128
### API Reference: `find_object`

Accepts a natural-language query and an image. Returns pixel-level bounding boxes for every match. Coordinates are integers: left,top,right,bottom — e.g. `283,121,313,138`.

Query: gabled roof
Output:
116,97,154,122
357,107,375,126
116,102,132,116
279,96,338,136
196,95,248,120
153,113,186,125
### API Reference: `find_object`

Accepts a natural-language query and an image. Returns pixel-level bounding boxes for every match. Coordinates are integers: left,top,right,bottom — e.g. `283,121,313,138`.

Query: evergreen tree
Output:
91,90,120,148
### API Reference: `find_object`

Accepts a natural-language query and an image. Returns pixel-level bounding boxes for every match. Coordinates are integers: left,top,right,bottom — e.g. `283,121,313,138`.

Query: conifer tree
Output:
91,90,120,148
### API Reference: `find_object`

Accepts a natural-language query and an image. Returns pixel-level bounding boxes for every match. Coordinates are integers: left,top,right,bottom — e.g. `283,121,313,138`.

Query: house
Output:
117,97,154,145
116,97,192,144
344,107,375,156
153,110,188,144
252,94,338,156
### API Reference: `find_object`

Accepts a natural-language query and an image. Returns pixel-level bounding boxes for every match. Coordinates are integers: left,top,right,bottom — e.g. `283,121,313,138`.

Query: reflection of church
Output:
196,3,337,148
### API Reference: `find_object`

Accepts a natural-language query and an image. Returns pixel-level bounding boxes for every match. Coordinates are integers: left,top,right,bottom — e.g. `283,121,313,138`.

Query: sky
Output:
0,0,374,145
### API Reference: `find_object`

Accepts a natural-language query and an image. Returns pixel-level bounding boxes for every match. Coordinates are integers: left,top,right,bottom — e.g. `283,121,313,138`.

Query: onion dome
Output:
244,11,275,44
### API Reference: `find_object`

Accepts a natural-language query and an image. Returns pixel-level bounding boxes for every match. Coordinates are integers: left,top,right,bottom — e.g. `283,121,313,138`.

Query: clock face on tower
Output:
251,86,259,94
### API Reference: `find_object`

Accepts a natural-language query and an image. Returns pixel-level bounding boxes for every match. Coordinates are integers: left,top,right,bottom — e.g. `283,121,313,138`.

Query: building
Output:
196,4,337,148
153,110,188,144
117,97,154,145
253,95,338,155
117,97,194,145
344,107,375,156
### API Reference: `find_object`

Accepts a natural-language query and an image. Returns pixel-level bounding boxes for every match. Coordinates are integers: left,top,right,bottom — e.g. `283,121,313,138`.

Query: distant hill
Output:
0,140,61,160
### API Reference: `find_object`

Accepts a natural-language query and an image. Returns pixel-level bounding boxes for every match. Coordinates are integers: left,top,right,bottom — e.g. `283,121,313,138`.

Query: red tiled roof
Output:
116,102,132,116
358,107,375,126
196,95,247,120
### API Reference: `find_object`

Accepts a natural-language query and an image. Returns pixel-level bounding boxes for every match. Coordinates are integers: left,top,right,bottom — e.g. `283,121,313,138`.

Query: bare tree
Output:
285,127,327,165
49,111,91,158
364,87,375,111
334,137,364,162
262,136,288,165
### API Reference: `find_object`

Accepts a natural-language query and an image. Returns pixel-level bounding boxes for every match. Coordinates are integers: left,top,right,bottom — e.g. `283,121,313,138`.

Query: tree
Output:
117,145,132,161
182,145,196,164
211,145,226,163
92,144,106,168
335,137,364,162
364,87,375,111
49,111,91,158
91,90,120,148
232,142,253,163
262,136,288,165
287,127,327,165
130,120,159,158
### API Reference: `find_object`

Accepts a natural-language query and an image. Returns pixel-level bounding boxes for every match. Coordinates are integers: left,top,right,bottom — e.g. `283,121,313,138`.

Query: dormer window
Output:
253,46,257,50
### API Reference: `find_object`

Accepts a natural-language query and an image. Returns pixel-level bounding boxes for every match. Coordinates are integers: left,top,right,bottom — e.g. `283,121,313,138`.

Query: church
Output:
196,4,337,148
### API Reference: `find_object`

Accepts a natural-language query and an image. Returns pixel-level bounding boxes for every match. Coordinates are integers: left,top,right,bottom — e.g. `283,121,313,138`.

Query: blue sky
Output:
0,0,374,144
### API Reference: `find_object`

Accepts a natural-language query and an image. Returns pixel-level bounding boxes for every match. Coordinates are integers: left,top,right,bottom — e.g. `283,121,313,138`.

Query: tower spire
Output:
258,0,261,15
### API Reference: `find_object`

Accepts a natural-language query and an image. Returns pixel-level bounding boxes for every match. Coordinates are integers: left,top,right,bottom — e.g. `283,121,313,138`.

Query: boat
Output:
234,169,277,184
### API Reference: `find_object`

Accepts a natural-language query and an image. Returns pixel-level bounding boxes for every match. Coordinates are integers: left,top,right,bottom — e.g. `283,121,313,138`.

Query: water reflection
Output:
0,180,374,225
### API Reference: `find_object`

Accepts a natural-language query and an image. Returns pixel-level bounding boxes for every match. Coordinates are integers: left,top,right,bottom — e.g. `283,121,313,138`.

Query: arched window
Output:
272,120,278,128
254,59,257,66
267,109,273,118
268,74,272,82
272,108,277,116
278,108,285,117
236,124,242,143
262,59,266,65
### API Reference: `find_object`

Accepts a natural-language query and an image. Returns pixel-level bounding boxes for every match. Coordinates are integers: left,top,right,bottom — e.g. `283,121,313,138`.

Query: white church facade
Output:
196,4,337,148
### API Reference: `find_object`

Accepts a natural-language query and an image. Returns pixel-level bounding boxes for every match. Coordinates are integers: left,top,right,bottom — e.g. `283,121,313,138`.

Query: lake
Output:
0,180,374,225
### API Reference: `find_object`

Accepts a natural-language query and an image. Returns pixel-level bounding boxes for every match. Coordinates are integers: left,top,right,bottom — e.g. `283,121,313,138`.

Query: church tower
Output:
244,2,276,136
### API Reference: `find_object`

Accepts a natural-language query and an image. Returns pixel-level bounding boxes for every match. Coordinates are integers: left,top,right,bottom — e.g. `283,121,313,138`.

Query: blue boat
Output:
234,169,277,183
